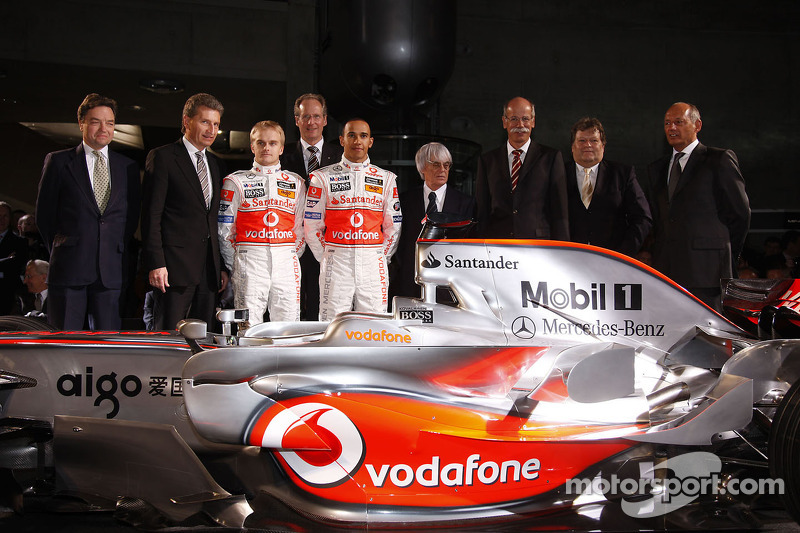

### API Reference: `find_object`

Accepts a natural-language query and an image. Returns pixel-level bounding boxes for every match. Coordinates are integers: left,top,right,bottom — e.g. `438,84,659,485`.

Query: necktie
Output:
510,149,522,190
581,167,593,208
35,293,42,312
92,150,110,214
307,146,320,173
668,152,684,201
195,151,211,209
426,191,438,216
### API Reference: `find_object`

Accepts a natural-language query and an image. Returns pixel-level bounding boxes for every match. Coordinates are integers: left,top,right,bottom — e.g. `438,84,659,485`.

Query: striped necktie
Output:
510,149,522,190
581,167,594,208
195,151,211,209
307,146,320,173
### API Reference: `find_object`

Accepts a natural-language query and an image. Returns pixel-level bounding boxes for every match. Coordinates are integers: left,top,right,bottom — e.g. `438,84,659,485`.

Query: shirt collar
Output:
342,156,370,170
83,142,109,158
182,136,206,157
506,139,531,157
673,138,699,158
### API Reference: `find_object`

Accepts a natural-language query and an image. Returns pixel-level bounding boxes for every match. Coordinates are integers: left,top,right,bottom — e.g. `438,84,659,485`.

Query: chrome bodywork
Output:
1,233,798,530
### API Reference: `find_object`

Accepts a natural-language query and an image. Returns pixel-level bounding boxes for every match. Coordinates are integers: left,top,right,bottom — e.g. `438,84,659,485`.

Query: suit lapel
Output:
673,143,705,199
518,142,543,186
70,144,99,212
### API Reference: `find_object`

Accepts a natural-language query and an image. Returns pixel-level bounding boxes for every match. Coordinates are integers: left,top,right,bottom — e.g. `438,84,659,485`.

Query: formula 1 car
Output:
2,218,800,531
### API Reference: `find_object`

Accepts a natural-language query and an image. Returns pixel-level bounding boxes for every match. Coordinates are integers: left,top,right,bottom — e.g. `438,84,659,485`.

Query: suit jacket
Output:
280,140,344,184
142,139,225,287
645,142,750,289
392,185,476,298
0,231,28,314
15,290,47,316
36,144,140,289
565,158,652,257
476,142,569,240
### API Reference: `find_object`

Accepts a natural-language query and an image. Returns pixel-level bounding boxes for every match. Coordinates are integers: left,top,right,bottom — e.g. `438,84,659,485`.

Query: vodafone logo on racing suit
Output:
350,212,364,228
264,211,280,227
254,403,365,487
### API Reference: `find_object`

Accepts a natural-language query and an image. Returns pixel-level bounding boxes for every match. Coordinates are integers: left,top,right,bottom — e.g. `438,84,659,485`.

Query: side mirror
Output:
177,319,207,354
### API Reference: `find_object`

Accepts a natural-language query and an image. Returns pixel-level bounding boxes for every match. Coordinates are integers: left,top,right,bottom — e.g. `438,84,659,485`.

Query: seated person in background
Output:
16,259,48,318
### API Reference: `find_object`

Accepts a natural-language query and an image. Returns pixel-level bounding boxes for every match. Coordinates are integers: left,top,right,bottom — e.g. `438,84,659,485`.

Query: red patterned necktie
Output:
511,149,522,190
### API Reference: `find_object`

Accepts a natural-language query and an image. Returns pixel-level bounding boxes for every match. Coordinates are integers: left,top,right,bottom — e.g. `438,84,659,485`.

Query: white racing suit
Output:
304,157,402,320
218,162,306,324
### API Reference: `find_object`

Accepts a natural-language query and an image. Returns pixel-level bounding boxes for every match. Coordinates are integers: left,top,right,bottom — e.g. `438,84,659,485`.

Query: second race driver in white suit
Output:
304,119,402,320
218,121,306,326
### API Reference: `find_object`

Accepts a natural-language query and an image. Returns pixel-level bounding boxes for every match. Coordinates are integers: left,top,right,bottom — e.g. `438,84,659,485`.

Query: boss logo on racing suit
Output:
398,307,433,323
244,189,265,198
365,176,383,186
521,281,642,311
331,182,352,193
365,184,383,194
309,186,322,199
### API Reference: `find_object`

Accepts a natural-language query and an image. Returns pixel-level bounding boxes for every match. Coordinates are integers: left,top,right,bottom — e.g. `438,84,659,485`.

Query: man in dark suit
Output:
142,93,228,330
645,102,750,310
393,142,476,299
36,94,140,330
0,202,28,315
565,117,651,257
476,96,569,240
280,93,343,320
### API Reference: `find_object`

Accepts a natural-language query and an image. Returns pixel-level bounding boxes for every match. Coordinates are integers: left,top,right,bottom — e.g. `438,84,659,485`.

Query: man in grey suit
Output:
142,93,228,329
476,96,569,240
280,93,343,320
36,93,140,330
645,102,750,310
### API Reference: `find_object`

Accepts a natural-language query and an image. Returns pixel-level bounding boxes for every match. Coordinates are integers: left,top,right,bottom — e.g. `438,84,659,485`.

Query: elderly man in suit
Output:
392,142,475,299
280,93,343,320
142,93,228,330
36,93,140,330
0,202,28,315
645,102,750,310
476,96,569,240
565,117,651,257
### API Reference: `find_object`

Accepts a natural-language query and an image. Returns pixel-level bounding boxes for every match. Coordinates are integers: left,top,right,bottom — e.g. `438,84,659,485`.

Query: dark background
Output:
1,0,798,249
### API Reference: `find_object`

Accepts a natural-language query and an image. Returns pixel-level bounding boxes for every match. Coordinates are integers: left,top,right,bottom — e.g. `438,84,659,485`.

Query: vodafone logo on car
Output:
257,403,365,487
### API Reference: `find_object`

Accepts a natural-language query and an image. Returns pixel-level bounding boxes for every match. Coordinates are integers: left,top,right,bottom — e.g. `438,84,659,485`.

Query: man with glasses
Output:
565,117,651,256
476,96,569,240
393,142,475,298
281,93,343,320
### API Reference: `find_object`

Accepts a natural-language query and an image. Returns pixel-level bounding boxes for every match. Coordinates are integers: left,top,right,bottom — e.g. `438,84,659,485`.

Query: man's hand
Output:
219,270,229,293
149,267,169,293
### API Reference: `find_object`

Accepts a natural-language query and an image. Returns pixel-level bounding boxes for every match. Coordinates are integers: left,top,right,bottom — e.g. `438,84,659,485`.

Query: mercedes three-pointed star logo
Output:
511,316,536,339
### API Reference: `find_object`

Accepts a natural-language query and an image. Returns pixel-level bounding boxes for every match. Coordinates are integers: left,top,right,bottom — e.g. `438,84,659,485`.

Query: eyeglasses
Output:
297,114,324,122
504,116,533,125
427,161,452,170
